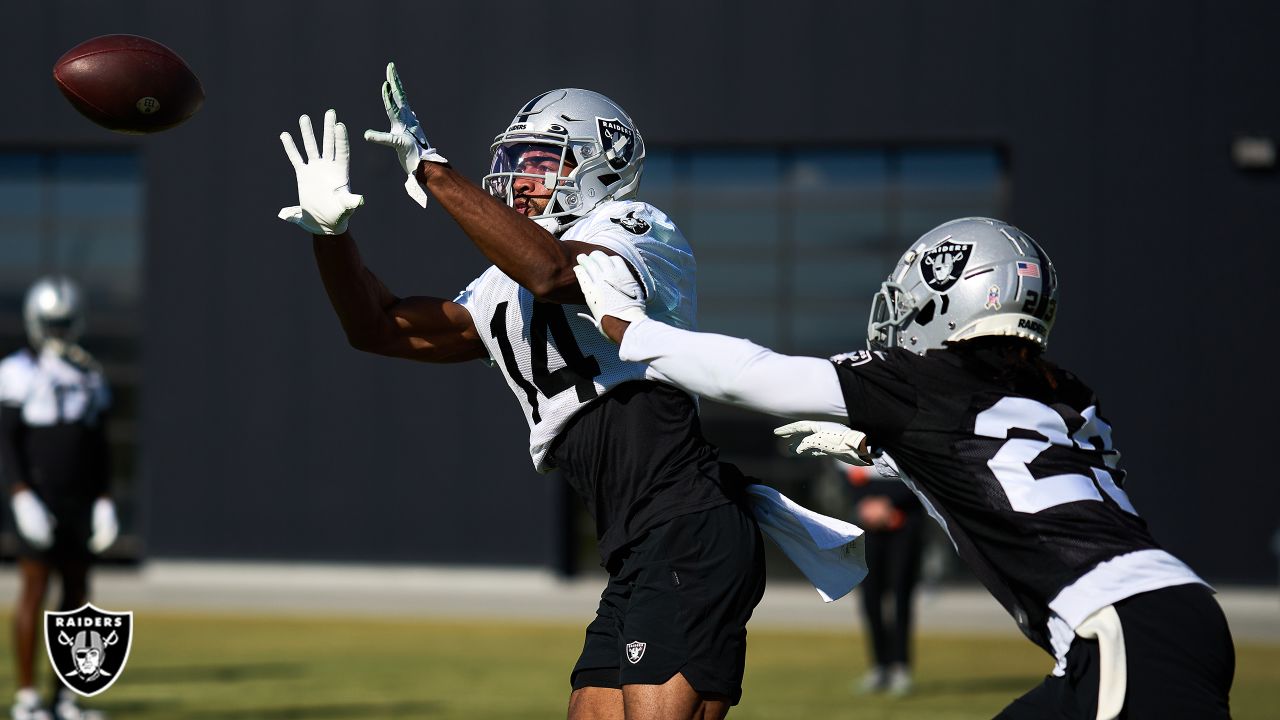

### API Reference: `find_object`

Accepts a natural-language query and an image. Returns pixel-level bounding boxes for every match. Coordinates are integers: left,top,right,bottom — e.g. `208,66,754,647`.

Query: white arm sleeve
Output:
620,318,849,420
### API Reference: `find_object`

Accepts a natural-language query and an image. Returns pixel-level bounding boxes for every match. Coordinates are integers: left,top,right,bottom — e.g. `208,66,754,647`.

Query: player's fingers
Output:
322,109,337,160
572,263,593,290
280,132,304,169
334,122,351,168
299,114,320,161
584,250,610,276
339,191,365,210
773,421,814,437
278,205,303,221
382,81,396,117
364,130,396,146
605,254,632,282
575,251,597,276
794,436,827,456
387,62,409,106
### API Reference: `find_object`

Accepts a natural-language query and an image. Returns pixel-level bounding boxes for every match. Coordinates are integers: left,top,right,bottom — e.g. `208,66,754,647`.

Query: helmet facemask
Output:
483,89,645,235
486,139,583,232
867,280,916,350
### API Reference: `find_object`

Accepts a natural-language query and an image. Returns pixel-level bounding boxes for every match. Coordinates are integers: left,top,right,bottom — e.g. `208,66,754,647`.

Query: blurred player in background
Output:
2,277,117,720
573,217,1235,719
839,459,924,696
278,66,765,719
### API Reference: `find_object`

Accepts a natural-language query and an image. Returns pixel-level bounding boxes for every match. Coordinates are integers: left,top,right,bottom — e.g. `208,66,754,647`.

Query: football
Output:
53,34,204,134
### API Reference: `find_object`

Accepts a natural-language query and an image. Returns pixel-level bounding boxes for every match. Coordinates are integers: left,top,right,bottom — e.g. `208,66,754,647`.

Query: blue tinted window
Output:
640,146,1005,355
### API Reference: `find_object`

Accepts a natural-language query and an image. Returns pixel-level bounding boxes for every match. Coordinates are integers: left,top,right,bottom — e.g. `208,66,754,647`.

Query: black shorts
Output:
997,583,1235,719
571,501,766,705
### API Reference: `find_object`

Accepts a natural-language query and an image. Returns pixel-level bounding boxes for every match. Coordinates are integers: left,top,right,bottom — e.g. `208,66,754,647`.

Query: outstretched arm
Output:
574,251,847,419
620,318,848,420
362,63,606,304
278,109,485,363
417,163,598,304
312,231,485,363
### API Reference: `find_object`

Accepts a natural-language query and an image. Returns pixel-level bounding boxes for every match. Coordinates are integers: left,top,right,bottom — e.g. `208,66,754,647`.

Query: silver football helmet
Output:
483,89,645,234
23,275,85,349
868,217,1059,354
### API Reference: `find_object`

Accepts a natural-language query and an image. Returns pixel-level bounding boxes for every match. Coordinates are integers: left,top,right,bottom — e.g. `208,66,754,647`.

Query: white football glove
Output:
89,497,118,554
572,251,648,338
11,489,54,550
773,420,874,466
363,62,449,208
278,109,365,235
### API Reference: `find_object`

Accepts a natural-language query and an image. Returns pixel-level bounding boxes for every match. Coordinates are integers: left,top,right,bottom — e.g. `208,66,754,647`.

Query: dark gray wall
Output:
2,1,1275,581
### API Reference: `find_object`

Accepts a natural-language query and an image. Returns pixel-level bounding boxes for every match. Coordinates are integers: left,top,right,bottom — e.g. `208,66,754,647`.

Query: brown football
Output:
53,34,204,134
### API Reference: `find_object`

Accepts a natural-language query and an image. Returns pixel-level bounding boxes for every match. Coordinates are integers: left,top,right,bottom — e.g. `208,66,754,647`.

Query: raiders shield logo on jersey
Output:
829,349,883,367
920,240,974,292
44,604,133,697
611,211,650,235
596,117,636,171
625,641,647,664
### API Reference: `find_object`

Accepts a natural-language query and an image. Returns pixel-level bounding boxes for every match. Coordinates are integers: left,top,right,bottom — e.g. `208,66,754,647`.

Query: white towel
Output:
744,484,868,602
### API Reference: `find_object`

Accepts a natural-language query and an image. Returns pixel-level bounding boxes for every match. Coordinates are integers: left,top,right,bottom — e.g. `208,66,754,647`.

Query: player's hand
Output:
278,109,365,235
572,251,648,340
89,497,119,554
11,489,55,550
773,421,874,466
363,62,449,208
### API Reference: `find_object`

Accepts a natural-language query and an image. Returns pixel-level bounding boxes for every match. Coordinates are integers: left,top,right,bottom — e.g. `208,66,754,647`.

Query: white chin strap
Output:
533,216,562,234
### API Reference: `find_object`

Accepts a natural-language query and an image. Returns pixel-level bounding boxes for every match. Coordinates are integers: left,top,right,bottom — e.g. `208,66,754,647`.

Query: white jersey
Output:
455,200,696,471
0,347,110,426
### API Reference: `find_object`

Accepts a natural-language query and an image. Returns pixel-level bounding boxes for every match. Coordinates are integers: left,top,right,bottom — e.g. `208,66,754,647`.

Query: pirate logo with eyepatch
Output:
919,238,974,292
44,603,133,697
611,210,650,235
596,117,636,171
626,640,647,664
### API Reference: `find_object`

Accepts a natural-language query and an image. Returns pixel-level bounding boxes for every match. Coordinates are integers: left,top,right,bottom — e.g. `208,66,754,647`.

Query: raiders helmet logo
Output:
596,117,635,171
625,641,647,664
919,239,974,292
44,604,133,697
611,211,650,235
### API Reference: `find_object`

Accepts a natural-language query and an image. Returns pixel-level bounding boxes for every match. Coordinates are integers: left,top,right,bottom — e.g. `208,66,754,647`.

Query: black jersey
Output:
0,348,110,513
549,380,739,569
832,346,1164,652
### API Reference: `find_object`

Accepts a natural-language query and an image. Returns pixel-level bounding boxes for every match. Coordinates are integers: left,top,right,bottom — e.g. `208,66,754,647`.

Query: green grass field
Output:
6,612,1276,719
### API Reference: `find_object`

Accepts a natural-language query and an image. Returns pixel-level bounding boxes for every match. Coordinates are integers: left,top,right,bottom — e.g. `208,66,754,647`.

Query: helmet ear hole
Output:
915,298,937,326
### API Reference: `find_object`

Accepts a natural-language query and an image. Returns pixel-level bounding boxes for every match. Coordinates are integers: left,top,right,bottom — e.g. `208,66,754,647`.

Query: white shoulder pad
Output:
566,200,697,330
0,350,35,405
